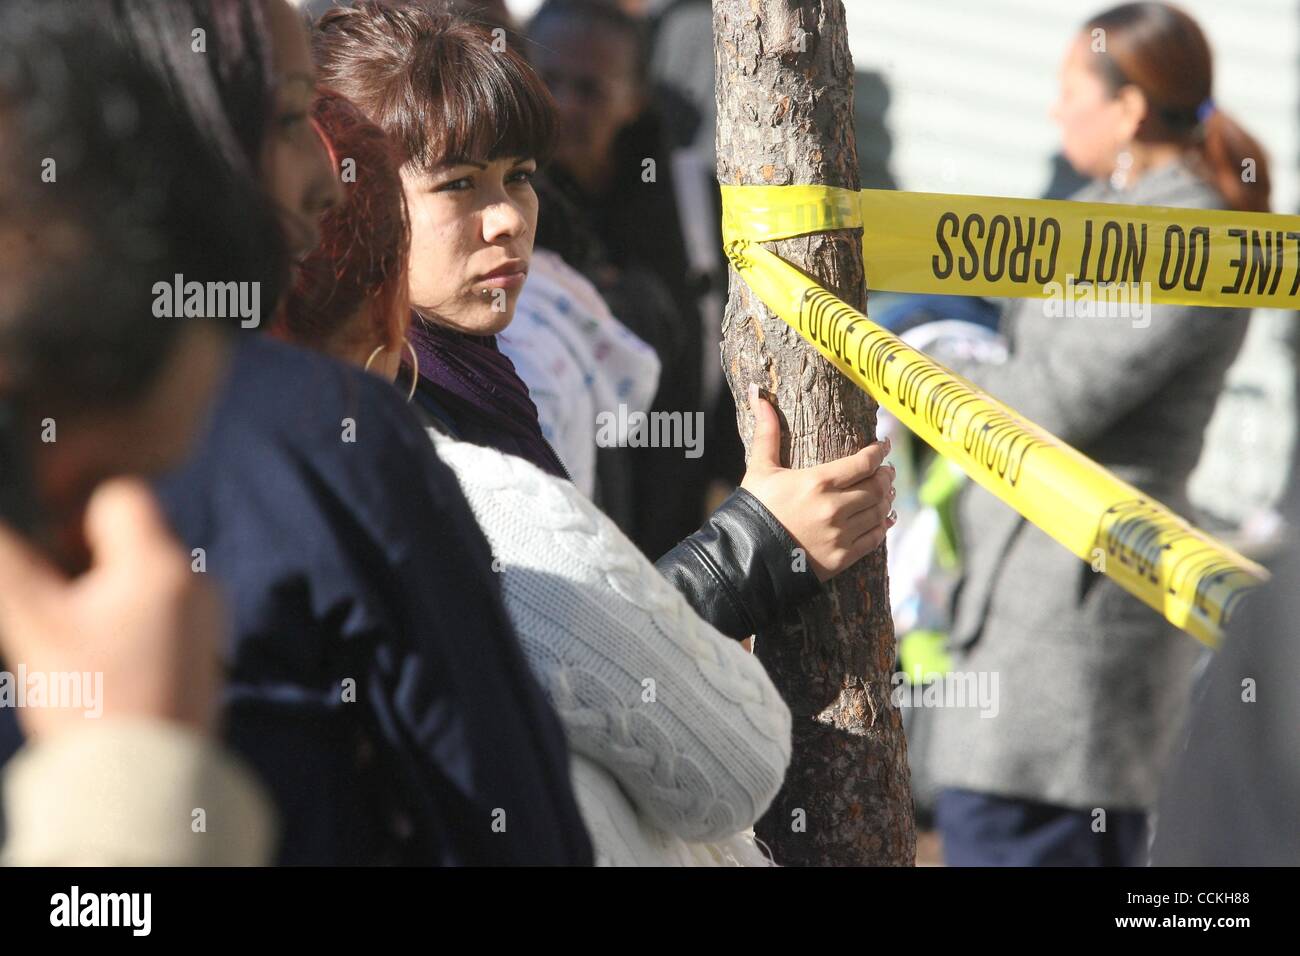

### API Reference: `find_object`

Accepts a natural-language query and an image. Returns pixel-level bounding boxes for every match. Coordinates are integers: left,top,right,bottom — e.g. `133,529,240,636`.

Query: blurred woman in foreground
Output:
84,0,593,866
0,0,287,864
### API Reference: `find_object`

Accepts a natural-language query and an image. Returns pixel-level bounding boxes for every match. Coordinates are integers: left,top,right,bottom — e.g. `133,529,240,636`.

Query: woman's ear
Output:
1115,83,1149,141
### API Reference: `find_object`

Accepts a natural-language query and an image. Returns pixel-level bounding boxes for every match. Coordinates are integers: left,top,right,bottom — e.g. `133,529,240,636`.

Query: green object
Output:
899,629,952,683
917,457,966,569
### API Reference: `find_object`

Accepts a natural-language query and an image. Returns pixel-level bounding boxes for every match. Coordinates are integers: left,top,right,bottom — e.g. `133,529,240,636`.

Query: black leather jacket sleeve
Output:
654,488,823,641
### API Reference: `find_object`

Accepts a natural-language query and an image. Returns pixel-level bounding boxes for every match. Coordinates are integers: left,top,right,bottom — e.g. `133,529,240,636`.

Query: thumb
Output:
747,383,784,471
82,478,181,573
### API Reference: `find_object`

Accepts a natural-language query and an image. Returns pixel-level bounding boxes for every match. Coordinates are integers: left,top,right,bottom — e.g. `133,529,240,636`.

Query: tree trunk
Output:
712,0,915,865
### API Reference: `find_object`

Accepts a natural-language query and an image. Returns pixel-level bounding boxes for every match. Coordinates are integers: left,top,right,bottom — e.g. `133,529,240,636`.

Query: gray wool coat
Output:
923,160,1250,811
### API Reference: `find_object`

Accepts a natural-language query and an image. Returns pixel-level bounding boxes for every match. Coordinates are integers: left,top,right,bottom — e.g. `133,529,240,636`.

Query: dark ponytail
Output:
1200,109,1271,213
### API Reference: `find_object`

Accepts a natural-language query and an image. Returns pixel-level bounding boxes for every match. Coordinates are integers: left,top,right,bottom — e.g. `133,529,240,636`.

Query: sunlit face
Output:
260,0,341,258
1051,33,1143,180
402,156,538,335
529,19,643,186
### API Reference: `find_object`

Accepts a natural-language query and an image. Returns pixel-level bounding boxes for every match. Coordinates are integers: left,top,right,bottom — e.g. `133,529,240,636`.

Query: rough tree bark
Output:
712,0,915,865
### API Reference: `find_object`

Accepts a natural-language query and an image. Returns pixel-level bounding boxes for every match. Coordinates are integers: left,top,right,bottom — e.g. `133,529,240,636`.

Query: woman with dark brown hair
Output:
312,0,898,648
277,89,793,867
924,2,1264,866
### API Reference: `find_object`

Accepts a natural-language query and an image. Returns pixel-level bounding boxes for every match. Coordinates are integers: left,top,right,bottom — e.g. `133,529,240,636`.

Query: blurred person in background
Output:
526,0,737,557
0,0,285,864
923,1,1264,866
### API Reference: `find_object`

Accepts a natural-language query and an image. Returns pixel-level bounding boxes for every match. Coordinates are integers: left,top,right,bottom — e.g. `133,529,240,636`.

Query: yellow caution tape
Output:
721,185,1270,648
723,184,1300,310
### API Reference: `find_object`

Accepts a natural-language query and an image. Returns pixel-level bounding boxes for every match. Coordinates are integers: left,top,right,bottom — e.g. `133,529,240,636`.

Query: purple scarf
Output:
408,314,569,480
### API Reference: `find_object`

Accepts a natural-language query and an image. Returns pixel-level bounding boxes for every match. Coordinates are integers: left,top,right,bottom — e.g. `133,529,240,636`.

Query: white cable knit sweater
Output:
429,429,792,865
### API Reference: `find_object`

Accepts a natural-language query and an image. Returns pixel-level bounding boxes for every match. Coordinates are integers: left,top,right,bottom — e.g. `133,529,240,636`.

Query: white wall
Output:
847,0,1299,210
506,0,544,18
506,0,1299,210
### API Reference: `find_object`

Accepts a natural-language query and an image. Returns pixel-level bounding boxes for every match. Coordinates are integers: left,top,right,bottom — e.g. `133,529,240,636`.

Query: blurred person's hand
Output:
740,384,897,582
0,478,224,741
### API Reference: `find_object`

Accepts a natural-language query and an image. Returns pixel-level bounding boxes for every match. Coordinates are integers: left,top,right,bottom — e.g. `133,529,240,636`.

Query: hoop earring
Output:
364,340,420,403
402,338,419,404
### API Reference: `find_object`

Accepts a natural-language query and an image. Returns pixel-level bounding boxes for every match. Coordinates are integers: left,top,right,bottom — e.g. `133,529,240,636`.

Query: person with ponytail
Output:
1071,2,1270,213
923,1,1260,866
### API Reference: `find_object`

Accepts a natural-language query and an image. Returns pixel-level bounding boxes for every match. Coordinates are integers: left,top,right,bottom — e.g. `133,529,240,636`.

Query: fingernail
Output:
889,486,897,499
882,436,892,452
887,509,898,524
748,382,759,407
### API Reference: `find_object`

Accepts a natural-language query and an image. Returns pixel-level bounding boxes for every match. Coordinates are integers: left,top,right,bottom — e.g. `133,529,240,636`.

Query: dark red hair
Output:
278,89,410,351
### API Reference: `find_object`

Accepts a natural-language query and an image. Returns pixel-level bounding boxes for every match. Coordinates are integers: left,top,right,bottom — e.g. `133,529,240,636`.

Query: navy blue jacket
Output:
153,336,592,865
